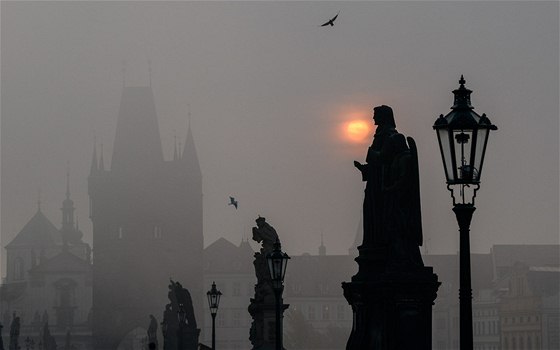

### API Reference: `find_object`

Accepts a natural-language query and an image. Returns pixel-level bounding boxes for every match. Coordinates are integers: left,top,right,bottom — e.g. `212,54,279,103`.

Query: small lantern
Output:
206,281,222,316
266,239,290,290
433,76,497,186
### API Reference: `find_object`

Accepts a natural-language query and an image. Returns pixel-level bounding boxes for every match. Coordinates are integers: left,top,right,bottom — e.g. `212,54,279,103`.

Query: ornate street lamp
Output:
433,76,497,350
206,281,222,350
266,239,290,350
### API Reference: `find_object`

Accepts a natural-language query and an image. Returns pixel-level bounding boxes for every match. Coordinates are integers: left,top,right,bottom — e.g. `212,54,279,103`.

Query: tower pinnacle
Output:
66,161,71,200
319,232,326,256
90,138,98,176
99,143,105,171
37,189,42,212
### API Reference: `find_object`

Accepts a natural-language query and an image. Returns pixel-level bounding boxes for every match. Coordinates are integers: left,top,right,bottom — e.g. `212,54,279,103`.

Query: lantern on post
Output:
206,282,222,350
266,239,290,350
433,75,497,350
433,75,497,204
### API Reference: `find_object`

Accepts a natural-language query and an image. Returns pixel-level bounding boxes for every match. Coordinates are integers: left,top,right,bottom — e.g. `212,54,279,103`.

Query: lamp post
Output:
266,239,290,350
433,76,497,350
206,281,222,350
177,303,186,350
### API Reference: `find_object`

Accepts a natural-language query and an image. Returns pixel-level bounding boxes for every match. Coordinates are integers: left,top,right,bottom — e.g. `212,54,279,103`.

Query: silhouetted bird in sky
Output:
320,11,339,27
228,196,238,209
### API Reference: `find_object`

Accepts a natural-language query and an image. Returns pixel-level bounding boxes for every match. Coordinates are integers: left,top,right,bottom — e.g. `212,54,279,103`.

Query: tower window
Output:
308,305,316,320
322,305,330,320
153,226,162,239
118,226,123,239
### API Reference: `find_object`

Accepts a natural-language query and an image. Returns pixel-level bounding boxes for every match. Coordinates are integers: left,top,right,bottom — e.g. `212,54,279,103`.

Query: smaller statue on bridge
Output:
161,280,199,350
147,314,158,349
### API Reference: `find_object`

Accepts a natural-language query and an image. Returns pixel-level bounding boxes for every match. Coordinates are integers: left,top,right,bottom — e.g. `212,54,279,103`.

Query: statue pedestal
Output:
248,295,289,350
177,327,200,350
342,267,440,350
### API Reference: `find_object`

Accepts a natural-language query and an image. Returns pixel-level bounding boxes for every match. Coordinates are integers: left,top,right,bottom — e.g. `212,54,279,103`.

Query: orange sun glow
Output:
346,120,371,143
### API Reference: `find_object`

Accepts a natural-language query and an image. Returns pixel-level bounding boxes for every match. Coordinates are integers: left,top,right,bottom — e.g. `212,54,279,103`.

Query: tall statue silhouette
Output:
354,105,397,249
353,105,423,267
345,105,437,350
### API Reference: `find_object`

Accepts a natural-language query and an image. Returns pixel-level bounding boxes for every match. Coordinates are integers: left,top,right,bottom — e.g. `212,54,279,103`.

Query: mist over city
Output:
1,2,558,350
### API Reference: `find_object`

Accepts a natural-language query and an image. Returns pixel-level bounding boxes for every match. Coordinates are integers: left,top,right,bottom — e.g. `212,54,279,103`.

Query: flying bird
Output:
228,196,238,209
320,11,339,27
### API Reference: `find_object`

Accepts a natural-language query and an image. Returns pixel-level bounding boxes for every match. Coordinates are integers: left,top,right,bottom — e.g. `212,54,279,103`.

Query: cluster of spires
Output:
89,139,106,176
61,163,83,246
89,108,197,174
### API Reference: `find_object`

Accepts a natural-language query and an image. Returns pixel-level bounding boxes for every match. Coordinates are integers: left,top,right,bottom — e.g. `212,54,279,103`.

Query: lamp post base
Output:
343,267,440,350
453,203,476,350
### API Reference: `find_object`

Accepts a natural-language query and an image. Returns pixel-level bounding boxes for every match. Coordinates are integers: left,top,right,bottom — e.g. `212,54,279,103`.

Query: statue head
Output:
255,216,266,228
373,105,396,127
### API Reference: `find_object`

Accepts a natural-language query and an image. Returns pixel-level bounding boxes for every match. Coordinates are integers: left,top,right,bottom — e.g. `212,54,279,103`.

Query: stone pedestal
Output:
177,327,200,350
342,266,439,350
248,293,289,350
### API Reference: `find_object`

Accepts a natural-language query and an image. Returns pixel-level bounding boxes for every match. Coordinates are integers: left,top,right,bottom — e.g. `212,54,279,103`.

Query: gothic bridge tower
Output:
88,86,203,349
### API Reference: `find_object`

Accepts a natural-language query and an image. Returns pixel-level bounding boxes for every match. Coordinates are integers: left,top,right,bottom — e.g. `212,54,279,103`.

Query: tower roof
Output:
111,86,164,174
181,120,201,177
204,237,254,273
6,210,61,248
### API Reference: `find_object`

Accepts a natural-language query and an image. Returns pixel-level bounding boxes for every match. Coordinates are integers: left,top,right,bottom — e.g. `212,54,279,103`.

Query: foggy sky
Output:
1,1,558,271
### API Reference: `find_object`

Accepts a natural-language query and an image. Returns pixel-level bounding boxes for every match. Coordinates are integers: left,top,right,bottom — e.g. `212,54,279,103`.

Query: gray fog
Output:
1,1,558,271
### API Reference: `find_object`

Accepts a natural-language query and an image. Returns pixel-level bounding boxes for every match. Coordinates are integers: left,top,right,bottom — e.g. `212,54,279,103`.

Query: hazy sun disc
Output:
346,120,370,142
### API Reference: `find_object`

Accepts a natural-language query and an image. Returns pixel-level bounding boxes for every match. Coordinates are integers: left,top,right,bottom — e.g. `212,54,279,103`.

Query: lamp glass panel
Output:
210,305,218,315
273,258,282,280
473,128,489,181
281,256,289,282
436,128,454,182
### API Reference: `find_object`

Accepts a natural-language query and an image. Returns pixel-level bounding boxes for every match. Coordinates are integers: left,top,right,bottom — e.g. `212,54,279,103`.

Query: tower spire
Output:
148,60,152,87
187,103,192,129
182,104,201,177
90,137,98,176
66,161,71,200
173,130,178,161
319,232,326,256
37,188,42,212
99,143,105,171
110,84,164,173
62,164,75,231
